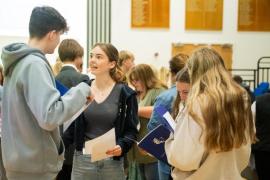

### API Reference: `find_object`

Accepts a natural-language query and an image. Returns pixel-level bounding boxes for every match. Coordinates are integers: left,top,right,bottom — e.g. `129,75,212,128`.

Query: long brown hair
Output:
128,64,167,92
187,47,255,152
92,43,126,83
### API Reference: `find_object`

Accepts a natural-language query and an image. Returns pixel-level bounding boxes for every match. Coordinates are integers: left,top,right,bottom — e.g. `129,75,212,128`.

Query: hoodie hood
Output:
1,43,45,76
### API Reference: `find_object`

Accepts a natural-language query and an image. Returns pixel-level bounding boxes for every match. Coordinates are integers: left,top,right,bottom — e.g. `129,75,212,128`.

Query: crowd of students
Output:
0,5,269,180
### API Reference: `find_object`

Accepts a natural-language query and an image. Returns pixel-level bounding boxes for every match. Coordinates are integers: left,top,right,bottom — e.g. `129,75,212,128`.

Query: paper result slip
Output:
84,128,116,162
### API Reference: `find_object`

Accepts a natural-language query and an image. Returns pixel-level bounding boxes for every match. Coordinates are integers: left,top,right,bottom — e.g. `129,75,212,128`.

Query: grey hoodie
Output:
1,43,90,178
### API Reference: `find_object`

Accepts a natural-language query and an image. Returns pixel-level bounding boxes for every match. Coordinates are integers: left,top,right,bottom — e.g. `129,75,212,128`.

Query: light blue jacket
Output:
147,86,176,131
147,86,176,175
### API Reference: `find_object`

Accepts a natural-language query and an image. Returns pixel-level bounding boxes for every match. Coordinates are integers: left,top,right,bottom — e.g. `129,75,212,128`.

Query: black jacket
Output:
63,83,139,160
252,93,270,151
56,66,89,135
55,66,89,88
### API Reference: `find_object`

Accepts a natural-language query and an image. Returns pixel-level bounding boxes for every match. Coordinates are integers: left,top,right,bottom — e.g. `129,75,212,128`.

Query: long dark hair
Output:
93,43,126,83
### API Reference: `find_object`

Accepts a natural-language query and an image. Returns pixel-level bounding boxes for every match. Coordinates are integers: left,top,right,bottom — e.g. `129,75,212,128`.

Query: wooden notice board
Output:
238,0,270,31
131,0,169,28
185,0,223,30
172,43,232,69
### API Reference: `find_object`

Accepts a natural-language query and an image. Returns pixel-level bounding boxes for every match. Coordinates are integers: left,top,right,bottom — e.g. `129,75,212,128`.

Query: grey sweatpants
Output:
0,139,7,180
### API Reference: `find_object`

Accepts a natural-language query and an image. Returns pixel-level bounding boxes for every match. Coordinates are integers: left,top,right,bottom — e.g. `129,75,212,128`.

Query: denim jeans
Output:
71,151,125,180
158,160,171,180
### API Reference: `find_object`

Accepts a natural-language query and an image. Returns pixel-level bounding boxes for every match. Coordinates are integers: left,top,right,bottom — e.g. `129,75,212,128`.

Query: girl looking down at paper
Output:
165,48,255,180
63,43,139,180
171,68,190,121
127,64,167,180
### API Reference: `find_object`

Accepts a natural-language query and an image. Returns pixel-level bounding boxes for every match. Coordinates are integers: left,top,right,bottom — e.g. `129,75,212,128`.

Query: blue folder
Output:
55,80,69,96
138,124,171,164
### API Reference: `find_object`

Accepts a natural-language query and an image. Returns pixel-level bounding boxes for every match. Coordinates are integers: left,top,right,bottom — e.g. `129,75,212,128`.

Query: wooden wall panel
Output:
185,0,223,30
131,0,169,28
172,43,232,69
238,0,270,31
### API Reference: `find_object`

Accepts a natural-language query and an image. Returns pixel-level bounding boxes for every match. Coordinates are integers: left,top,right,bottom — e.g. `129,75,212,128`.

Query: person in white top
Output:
165,47,255,180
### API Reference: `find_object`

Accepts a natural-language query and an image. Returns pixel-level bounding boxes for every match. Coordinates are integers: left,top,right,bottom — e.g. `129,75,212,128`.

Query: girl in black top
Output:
63,43,139,180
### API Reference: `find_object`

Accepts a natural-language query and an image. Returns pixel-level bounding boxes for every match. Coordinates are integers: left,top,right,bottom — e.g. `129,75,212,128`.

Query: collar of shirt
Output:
62,64,79,72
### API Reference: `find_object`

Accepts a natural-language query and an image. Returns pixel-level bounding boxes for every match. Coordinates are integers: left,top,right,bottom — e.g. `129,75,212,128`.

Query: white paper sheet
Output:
163,112,176,131
84,128,116,162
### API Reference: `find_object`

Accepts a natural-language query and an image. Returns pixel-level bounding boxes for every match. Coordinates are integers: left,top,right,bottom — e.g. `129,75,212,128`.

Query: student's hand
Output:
86,94,94,104
106,145,122,156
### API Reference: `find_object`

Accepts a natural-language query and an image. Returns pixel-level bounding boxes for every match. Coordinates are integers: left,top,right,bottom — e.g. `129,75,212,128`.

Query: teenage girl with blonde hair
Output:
165,47,255,180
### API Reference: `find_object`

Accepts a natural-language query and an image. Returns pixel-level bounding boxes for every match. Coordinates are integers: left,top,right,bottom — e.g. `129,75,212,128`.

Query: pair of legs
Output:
138,162,159,180
158,160,172,180
127,161,159,180
0,139,7,180
72,152,125,180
